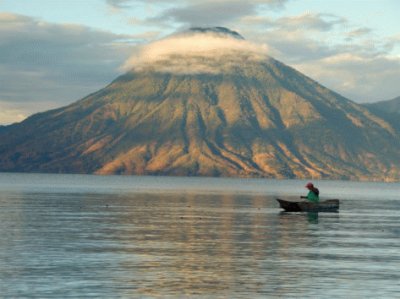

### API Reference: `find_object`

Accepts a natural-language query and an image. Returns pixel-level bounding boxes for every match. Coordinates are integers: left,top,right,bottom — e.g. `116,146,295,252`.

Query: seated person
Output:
301,182,319,202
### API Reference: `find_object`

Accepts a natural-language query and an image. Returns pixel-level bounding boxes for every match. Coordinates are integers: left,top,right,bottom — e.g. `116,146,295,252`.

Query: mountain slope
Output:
0,28,399,180
364,96,400,132
366,96,400,115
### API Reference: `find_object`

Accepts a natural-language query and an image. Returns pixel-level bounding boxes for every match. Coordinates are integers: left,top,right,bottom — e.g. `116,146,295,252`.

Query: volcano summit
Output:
0,27,399,180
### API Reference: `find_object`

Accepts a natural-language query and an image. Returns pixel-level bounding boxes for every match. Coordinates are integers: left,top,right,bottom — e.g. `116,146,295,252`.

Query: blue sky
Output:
0,0,399,124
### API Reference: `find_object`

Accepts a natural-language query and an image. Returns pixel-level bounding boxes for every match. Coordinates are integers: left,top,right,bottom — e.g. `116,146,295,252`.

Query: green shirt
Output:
307,190,319,203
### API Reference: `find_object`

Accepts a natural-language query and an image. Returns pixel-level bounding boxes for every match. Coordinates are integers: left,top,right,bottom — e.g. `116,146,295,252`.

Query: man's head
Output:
305,182,314,190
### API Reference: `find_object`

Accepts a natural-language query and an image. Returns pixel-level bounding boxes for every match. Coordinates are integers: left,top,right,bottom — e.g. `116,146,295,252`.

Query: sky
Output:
0,0,399,124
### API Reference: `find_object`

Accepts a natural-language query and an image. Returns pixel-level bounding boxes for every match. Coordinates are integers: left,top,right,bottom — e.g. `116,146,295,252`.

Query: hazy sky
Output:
0,0,399,124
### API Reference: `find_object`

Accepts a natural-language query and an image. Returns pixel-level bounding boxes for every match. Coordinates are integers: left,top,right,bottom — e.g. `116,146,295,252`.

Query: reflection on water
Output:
307,212,319,224
0,175,400,298
280,211,320,224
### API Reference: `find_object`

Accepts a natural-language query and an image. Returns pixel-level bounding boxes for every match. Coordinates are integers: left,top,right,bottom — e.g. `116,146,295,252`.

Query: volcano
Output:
0,27,399,180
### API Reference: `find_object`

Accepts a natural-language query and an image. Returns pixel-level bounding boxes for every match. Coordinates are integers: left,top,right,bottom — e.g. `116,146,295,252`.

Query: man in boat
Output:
301,182,319,202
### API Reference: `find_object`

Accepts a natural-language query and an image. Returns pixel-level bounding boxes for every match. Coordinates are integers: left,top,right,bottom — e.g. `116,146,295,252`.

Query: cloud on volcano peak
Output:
122,29,269,73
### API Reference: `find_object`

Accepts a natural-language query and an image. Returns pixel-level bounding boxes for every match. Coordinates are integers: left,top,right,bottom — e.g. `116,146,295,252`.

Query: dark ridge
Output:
364,96,400,115
188,27,245,40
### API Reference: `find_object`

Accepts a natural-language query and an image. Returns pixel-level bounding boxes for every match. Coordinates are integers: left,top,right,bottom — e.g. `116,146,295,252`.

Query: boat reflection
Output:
279,210,339,224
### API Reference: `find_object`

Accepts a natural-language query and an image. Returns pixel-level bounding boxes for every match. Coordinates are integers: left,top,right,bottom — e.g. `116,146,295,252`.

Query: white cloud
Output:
106,0,132,9
347,27,372,39
122,29,269,73
294,54,400,102
274,13,346,32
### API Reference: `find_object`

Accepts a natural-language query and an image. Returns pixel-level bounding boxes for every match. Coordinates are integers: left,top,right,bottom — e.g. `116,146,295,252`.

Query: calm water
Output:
0,173,399,298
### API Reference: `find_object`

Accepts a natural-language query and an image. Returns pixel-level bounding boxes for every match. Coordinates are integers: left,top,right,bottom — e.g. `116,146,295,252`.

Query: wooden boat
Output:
276,198,339,212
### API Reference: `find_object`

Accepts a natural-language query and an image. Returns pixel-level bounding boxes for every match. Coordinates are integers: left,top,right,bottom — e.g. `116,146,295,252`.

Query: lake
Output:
0,173,399,298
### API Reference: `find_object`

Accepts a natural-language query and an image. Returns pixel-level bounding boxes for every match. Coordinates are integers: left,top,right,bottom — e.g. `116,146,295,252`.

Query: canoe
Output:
276,198,339,212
